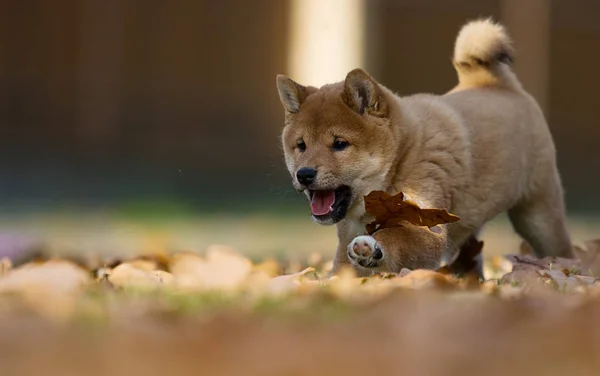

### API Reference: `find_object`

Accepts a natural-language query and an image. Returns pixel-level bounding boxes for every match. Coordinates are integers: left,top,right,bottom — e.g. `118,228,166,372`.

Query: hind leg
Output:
508,174,573,258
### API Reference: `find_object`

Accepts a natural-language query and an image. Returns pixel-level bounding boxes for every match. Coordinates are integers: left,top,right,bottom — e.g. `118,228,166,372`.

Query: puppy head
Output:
276,69,398,225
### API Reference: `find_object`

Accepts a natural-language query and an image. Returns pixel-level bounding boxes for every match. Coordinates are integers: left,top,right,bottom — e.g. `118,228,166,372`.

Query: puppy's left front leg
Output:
347,224,447,275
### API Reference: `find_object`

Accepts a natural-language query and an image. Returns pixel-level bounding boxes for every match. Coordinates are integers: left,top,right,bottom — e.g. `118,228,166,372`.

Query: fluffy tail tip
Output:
453,18,514,68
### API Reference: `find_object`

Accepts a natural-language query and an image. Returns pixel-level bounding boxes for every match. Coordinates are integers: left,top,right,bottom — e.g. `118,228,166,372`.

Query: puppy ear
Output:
276,75,316,113
342,68,387,117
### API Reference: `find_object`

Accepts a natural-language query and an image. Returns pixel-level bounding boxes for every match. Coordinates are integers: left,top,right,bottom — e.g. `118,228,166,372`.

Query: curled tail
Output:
451,18,521,91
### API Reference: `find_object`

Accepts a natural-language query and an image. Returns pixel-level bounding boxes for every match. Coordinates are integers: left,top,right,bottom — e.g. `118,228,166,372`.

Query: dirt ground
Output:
1,213,600,376
1,290,600,376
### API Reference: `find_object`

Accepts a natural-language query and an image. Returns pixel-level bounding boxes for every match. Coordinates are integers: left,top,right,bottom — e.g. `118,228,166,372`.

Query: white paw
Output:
347,235,385,268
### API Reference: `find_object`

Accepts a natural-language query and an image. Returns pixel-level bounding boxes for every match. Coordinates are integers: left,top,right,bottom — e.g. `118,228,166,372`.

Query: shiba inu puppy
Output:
276,18,573,277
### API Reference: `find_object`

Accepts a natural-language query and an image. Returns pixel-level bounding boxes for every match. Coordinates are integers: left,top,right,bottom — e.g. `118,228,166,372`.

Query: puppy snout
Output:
296,167,317,186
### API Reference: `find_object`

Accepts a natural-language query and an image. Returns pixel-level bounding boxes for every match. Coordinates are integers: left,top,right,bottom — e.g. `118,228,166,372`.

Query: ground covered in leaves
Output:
2,239,600,376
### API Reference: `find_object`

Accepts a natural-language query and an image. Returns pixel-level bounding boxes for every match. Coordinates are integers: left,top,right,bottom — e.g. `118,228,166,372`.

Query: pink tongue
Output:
311,190,336,216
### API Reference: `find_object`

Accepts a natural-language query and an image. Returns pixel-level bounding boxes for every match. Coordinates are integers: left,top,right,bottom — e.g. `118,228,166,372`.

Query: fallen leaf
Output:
267,267,317,295
321,260,334,275
95,266,111,281
108,263,174,288
253,258,282,278
283,259,304,275
483,255,513,280
573,239,600,277
513,240,600,278
128,259,161,272
499,269,541,287
505,254,580,273
152,270,176,284
0,259,91,295
364,191,460,235
307,252,323,267
480,280,499,295
325,266,361,299
137,250,171,270
169,251,205,279
393,269,459,290
170,246,252,291
499,253,598,293
538,269,597,293
497,283,525,299
0,259,92,321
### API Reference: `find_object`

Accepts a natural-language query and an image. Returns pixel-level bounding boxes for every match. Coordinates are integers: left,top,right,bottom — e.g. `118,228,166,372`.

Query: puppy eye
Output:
297,140,306,152
332,139,349,151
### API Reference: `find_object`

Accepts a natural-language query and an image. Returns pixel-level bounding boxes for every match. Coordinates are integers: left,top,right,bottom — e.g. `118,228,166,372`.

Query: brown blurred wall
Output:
0,0,599,211
377,0,600,211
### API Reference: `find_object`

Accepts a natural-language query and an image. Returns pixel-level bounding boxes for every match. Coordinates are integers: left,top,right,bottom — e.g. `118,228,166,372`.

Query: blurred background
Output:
0,0,599,261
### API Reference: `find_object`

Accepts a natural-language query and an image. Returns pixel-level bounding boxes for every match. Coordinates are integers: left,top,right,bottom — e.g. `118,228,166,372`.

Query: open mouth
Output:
308,186,352,224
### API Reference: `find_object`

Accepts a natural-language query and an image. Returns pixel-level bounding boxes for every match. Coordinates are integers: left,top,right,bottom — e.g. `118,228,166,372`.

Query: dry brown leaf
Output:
136,250,171,270
169,252,211,290
253,258,282,278
538,269,597,292
364,191,460,235
170,246,252,290
497,283,525,299
483,255,513,280
152,270,176,284
95,266,112,281
573,239,600,277
307,252,323,267
128,259,161,272
0,259,92,321
283,259,304,275
202,245,253,288
514,239,600,278
393,269,459,290
325,266,362,299
267,267,317,295
500,255,558,287
480,280,499,295
355,279,400,299
498,252,600,293
321,260,334,275
505,254,580,273
0,259,90,295
169,251,205,277
499,268,542,287
108,263,174,288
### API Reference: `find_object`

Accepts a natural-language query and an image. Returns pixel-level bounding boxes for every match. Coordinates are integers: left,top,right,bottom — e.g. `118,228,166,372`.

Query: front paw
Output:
347,235,385,269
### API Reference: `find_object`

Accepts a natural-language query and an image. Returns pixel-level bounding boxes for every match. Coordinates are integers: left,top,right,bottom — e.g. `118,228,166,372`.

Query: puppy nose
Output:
296,167,317,186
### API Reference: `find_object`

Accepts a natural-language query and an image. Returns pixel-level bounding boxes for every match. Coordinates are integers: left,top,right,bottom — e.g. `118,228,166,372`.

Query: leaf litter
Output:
1,198,600,375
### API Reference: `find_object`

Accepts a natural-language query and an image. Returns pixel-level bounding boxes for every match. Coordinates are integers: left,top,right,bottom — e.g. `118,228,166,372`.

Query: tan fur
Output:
276,19,573,277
